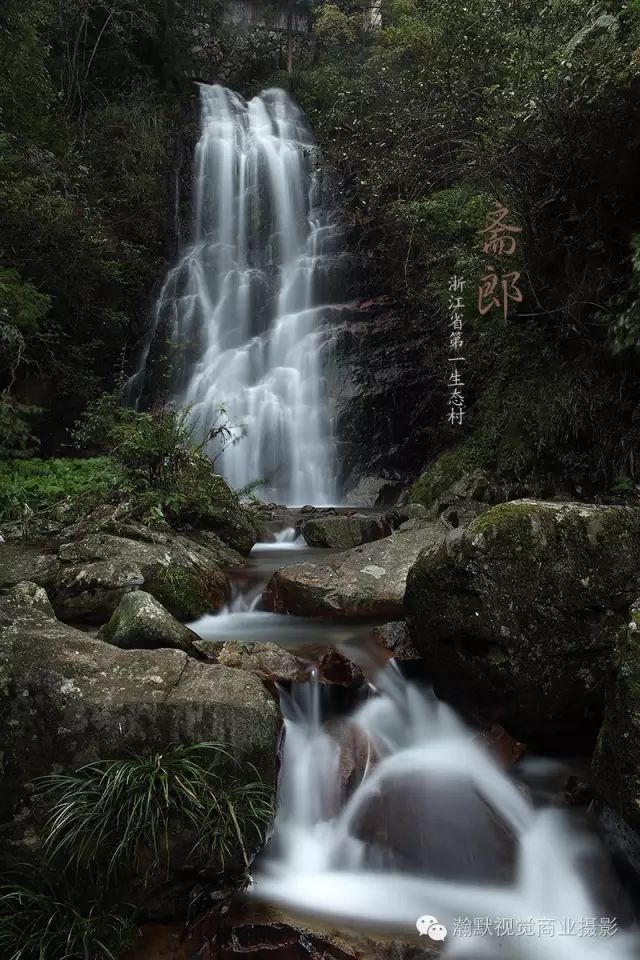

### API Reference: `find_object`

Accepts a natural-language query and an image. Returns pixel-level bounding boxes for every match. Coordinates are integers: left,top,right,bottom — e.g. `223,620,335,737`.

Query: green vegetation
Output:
409,441,481,508
0,396,249,530
0,0,223,451
0,458,116,524
39,743,274,879
290,0,640,495
0,744,273,960
0,880,135,960
72,391,247,526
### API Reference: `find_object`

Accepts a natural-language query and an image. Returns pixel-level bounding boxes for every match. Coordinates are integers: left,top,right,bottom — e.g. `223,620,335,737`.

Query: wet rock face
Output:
300,514,392,550
405,499,640,746
331,303,440,491
0,517,239,623
194,638,309,685
265,521,448,620
369,621,421,661
593,600,640,833
0,581,280,879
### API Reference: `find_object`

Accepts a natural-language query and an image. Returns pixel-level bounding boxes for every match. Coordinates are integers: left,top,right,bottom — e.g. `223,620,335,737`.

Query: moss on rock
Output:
409,443,487,510
146,561,229,623
300,515,392,549
405,499,640,746
98,591,200,652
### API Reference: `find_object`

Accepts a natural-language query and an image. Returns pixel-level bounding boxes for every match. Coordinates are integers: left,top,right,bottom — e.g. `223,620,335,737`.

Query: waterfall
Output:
138,84,344,506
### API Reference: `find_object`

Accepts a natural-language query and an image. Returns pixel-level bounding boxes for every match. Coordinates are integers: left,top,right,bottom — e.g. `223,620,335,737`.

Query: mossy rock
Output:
300,515,392,549
98,591,200,652
409,443,487,510
146,560,229,622
189,474,258,556
0,524,234,624
0,582,280,908
405,499,640,746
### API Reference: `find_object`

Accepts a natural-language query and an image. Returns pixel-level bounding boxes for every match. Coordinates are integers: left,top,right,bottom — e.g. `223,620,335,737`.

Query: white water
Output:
147,85,342,505
252,655,638,957
186,525,639,956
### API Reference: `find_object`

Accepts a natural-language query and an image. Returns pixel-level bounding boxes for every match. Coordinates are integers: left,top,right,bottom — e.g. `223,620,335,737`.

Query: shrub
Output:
0,398,41,459
71,393,249,527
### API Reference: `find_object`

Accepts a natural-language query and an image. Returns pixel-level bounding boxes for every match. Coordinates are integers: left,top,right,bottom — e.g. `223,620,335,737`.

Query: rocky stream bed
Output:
3,478,640,957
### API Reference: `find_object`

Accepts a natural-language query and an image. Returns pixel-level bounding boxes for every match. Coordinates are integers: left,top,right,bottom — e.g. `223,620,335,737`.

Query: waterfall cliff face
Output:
152,84,344,506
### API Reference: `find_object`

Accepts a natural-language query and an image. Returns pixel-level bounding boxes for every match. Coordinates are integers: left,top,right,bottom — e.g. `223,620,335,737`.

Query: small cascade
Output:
254,668,638,958
185,517,638,958
275,526,299,544
132,85,345,506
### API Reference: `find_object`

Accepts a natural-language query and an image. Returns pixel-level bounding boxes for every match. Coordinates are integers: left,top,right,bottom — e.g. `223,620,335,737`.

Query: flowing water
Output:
133,84,344,506
138,79,639,959
188,521,639,959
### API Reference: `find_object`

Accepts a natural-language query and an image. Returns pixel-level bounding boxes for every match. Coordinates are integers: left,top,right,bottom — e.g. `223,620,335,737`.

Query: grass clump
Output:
0,743,274,959
0,877,135,960
39,743,274,881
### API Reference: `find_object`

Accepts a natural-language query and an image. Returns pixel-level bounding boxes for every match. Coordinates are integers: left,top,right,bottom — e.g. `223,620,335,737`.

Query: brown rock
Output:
265,521,448,620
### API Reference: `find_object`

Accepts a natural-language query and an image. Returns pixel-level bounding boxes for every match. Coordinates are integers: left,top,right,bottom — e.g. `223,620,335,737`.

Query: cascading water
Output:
253,665,639,958
137,84,344,506
187,519,639,959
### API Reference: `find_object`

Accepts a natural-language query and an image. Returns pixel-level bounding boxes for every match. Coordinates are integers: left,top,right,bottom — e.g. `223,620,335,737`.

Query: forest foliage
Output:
0,0,217,456
2,0,640,496
293,0,640,493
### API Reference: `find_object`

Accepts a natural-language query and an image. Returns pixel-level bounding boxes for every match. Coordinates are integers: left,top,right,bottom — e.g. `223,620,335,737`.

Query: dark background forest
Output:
3,0,640,516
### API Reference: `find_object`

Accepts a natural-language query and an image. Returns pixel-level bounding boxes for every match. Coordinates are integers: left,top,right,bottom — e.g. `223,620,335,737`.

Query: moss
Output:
592,613,640,829
99,608,120,646
147,563,228,621
409,441,482,508
467,499,554,541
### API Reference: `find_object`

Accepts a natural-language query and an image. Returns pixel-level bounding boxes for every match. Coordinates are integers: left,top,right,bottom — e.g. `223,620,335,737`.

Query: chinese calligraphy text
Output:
478,201,523,322
447,275,466,426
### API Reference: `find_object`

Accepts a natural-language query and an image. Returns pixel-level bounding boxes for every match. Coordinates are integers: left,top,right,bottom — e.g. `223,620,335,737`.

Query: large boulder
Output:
98,590,200,653
265,521,448,619
0,582,280,901
0,521,235,623
300,514,392,549
593,601,640,832
405,500,640,744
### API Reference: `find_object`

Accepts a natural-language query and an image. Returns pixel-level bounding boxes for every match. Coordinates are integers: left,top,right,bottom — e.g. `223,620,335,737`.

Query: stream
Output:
131,78,639,958
186,512,640,960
